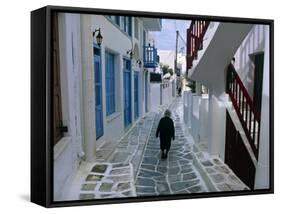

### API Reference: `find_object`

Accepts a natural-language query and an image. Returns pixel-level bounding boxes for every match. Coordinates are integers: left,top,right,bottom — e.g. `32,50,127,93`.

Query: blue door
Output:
134,71,139,120
94,48,103,139
123,59,132,128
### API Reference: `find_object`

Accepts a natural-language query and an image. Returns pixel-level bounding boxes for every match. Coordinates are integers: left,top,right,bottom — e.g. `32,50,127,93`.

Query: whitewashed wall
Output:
207,94,227,160
54,14,158,200
54,13,83,201
191,95,200,143
183,90,192,127
234,25,270,189
162,81,173,106
150,81,174,112
150,83,161,112
90,15,131,146
234,25,269,98
254,26,270,189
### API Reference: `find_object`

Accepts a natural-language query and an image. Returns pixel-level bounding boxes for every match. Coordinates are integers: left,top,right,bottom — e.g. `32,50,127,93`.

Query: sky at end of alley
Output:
150,19,191,52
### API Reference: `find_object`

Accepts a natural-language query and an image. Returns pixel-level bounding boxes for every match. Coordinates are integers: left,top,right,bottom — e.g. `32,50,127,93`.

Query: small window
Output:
105,52,116,116
127,17,132,36
120,16,125,31
143,30,146,46
120,16,132,36
125,59,131,70
109,16,120,26
115,16,120,26
134,18,139,39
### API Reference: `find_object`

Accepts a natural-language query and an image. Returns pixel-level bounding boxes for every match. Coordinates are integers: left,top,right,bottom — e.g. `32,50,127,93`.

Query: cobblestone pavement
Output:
77,97,248,200
135,99,208,196
78,106,165,200
193,143,249,191
79,162,136,200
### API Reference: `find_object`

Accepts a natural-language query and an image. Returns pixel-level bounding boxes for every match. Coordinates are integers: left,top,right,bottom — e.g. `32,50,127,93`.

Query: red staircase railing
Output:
226,64,260,158
186,20,210,71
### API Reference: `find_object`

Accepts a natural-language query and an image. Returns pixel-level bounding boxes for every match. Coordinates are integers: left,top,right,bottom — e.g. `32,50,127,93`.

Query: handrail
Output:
186,20,210,71
226,64,260,158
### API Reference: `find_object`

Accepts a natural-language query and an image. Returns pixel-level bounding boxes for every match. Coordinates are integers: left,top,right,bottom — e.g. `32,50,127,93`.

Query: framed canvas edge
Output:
30,5,274,208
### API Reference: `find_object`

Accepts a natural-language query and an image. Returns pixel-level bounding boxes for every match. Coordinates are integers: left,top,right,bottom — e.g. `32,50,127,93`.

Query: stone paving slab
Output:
192,144,250,191
79,162,136,200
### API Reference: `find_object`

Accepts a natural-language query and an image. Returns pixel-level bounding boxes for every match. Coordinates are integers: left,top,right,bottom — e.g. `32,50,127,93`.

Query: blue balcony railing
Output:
143,45,159,68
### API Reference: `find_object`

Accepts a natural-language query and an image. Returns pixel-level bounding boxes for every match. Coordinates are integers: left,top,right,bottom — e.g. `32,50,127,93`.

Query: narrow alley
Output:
51,14,270,202
135,98,207,195
74,98,208,200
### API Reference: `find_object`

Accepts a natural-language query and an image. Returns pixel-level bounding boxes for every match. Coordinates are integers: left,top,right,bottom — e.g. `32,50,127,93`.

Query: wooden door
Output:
225,111,256,189
253,53,264,113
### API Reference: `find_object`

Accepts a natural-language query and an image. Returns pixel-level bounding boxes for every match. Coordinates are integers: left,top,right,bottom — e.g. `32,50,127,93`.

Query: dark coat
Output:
156,116,175,151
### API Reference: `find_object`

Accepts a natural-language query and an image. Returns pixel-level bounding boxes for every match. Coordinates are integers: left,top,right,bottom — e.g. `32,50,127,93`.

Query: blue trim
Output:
105,52,115,116
143,45,158,68
94,46,104,139
123,58,132,128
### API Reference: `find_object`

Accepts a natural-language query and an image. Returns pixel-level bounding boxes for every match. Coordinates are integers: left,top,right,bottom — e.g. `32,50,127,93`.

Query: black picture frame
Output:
31,5,274,208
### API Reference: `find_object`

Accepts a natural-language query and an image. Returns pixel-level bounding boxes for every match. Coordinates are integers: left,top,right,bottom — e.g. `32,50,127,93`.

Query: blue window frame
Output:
94,47,104,139
143,30,146,46
110,16,120,26
105,52,115,116
120,16,132,36
109,16,132,36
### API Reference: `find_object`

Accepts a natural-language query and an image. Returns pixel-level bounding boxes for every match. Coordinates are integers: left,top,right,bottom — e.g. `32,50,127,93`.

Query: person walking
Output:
156,109,175,159
178,86,182,96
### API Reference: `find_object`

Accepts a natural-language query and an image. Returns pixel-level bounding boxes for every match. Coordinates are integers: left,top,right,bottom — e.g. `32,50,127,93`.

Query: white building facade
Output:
53,13,162,200
183,22,270,190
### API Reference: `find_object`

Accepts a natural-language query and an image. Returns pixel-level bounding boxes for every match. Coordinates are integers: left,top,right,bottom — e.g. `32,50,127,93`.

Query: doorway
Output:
253,52,264,114
94,47,104,139
123,59,132,128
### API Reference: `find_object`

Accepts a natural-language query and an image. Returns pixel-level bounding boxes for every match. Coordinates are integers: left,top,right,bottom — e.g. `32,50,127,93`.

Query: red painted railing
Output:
226,64,260,158
186,20,210,71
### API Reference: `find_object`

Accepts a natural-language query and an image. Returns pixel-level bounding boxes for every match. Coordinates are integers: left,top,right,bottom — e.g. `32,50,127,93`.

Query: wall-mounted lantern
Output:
93,28,103,46
136,59,142,68
126,49,133,59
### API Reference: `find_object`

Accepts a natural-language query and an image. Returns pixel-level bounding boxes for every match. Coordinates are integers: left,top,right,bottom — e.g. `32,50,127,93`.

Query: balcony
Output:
143,45,159,68
142,18,162,31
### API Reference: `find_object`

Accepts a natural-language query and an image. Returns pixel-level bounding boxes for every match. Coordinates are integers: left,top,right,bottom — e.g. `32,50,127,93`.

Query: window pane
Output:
115,16,120,26
125,17,129,33
121,16,125,31
134,18,139,39
105,52,115,115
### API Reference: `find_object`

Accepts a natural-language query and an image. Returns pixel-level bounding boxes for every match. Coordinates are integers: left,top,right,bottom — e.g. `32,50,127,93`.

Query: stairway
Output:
186,21,260,159
187,22,253,97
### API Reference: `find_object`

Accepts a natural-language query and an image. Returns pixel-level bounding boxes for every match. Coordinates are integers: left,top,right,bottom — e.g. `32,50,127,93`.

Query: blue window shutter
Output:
105,52,115,116
105,53,109,114
116,16,120,26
